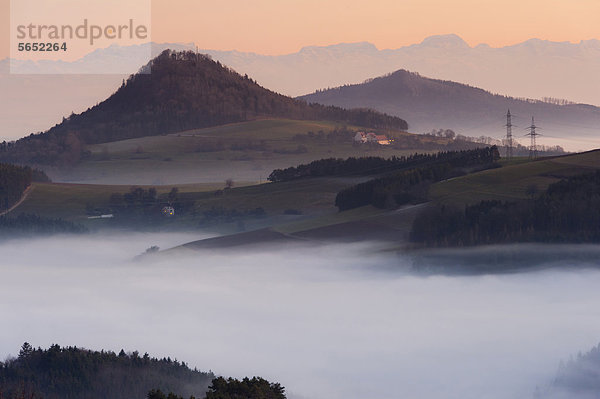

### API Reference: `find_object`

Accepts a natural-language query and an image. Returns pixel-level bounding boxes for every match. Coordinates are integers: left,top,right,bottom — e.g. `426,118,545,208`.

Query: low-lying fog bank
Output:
1,234,600,399
409,244,600,275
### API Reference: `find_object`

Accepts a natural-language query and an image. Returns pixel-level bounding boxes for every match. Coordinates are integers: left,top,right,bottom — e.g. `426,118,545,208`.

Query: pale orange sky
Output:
2,0,600,58
153,0,600,53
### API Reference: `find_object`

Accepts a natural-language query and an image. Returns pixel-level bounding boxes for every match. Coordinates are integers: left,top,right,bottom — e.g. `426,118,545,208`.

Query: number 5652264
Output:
18,42,67,51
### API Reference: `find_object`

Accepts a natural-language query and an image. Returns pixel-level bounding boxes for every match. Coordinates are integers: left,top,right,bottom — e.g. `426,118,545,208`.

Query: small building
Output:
354,131,368,143
365,132,378,143
375,135,391,145
354,131,391,145
161,206,175,216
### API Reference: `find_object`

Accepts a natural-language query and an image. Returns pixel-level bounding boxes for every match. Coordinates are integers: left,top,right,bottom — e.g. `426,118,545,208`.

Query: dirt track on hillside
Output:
0,185,34,217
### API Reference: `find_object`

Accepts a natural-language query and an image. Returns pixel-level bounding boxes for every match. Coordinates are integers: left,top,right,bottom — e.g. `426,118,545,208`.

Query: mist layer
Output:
1,234,600,399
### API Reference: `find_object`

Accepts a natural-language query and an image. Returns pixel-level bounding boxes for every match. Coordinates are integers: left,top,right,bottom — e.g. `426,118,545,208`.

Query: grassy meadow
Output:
54,119,422,185
9,114,599,244
429,150,600,206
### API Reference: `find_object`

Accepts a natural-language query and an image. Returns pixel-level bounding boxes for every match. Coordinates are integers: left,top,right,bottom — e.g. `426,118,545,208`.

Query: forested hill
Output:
0,50,407,166
544,342,600,398
0,343,214,399
299,69,600,143
411,168,600,247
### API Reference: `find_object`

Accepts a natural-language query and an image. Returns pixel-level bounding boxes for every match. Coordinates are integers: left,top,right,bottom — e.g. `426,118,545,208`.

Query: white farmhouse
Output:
354,131,368,143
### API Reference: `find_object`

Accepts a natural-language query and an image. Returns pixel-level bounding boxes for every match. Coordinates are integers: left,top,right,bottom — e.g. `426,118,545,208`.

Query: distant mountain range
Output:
202,34,600,104
12,35,595,103
1,36,599,148
299,69,600,151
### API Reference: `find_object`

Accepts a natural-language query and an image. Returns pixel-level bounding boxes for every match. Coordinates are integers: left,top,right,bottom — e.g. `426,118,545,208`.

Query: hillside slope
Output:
429,149,600,206
0,50,407,166
299,70,600,151
42,119,431,184
164,150,600,252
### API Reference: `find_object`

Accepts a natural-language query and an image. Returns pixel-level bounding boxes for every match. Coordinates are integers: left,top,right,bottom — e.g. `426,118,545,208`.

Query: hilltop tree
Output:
205,377,286,399
18,342,33,359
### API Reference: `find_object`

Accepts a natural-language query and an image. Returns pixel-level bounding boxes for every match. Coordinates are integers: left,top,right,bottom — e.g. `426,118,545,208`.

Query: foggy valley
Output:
2,2,600,398
2,233,600,399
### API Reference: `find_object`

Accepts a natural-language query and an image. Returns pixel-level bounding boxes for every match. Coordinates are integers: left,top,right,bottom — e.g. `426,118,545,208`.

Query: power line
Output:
505,109,513,159
525,116,541,159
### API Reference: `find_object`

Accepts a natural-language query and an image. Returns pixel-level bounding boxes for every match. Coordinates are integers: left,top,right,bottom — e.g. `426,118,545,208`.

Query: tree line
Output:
269,147,498,183
0,343,286,399
0,163,49,212
334,147,500,211
410,170,600,247
0,343,214,399
542,342,600,398
268,156,417,182
0,213,87,239
148,376,286,399
105,186,191,223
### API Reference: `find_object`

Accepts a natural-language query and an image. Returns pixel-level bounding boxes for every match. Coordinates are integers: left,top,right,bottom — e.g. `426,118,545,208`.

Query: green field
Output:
12,143,600,245
54,119,421,185
430,150,600,206
14,182,245,222
11,117,434,233
273,205,387,234
13,175,365,233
